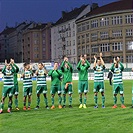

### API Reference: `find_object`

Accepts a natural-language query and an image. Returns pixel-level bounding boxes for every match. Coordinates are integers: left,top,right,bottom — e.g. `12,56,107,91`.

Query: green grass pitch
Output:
0,80,133,133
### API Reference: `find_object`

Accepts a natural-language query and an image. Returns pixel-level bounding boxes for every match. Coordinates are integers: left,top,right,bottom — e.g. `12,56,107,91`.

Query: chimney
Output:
91,3,99,11
62,11,66,18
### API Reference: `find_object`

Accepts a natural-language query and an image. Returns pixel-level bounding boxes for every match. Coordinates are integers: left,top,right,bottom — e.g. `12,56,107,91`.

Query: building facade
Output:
76,0,133,63
41,23,52,62
0,27,15,62
51,4,92,64
8,22,27,62
23,23,52,62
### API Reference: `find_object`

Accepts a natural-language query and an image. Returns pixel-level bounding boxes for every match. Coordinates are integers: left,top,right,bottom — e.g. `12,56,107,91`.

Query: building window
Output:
100,18,109,26
78,48,81,55
91,44,99,53
66,32,68,37
100,32,109,39
34,40,37,44
86,22,89,30
73,40,75,46
126,29,133,36
86,33,89,43
73,49,75,55
82,46,85,55
100,43,110,52
82,23,86,31
73,31,75,36
91,20,98,28
126,41,133,50
73,22,75,28
125,15,133,24
43,40,45,44
70,50,71,55
112,42,123,51
112,16,122,25
77,36,80,45
67,50,69,55
70,41,71,46
34,54,39,58
91,33,98,41
77,24,81,32
112,30,122,37
86,46,89,53
43,48,45,51
69,31,71,37
126,55,133,63
66,41,68,46
68,24,71,30
43,33,45,38
81,35,85,44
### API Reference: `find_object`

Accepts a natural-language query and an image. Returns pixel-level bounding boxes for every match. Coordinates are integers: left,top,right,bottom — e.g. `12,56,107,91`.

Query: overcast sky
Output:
0,0,118,32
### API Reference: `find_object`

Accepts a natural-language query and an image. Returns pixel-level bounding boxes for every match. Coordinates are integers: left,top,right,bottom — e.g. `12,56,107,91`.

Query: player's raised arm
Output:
2,60,7,74
117,57,124,71
61,57,66,72
84,54,90,69
12,59,19,73
77,55,82,70
100,53,105,66
110,58,116,72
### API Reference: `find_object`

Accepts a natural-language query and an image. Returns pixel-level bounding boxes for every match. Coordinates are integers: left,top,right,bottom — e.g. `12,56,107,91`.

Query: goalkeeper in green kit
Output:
48,62,62,109
61,56,73,108
77,54,90,108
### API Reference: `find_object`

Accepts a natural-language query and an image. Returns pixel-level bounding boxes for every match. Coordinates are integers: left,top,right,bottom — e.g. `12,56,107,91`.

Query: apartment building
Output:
51,4,92,64
76,0,133,63
23,23,52,62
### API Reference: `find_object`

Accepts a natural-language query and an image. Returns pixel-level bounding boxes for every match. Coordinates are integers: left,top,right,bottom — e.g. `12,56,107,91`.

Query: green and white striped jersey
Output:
110,62,124,85
113,68,123,84
94,65,105,82
2,69,14,88
23,70,32,88
37,69,46,86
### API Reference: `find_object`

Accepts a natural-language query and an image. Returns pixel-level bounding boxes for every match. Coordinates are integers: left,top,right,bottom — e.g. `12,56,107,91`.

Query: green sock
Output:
37,97,40,106
79,97,82,104
1,103,4,110
84,97,87,104
51,97,54,105
94,95,98,106
69,96,72,105
102,96,105,106
120,96,124,105
113,96,117,105
63,96,66,105
15,98,18,107
58,96,62,105
28,102,31,107
23,102,26,106
44,97,48,106
132,97,133,105
8,102,12,109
